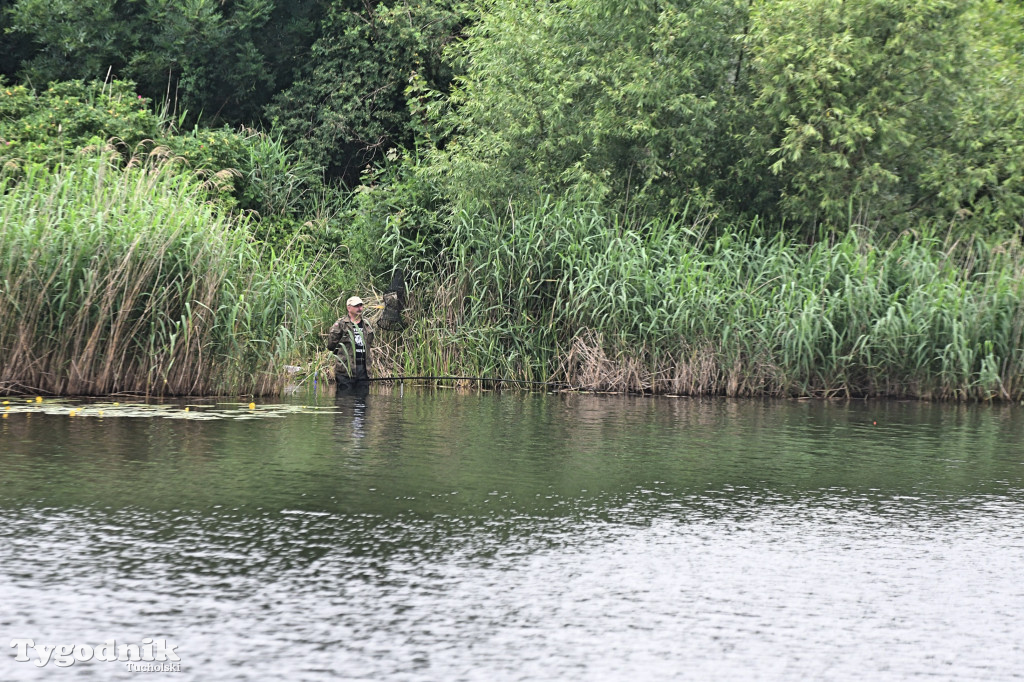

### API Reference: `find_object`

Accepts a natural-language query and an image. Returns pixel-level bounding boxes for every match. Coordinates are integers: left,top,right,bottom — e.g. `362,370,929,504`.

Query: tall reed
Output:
0,154,319,396
377,199,1024,400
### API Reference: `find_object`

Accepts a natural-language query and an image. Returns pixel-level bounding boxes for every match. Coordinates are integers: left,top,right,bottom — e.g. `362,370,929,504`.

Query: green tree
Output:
928,1,1024,230
4,0,325,126
0,0,33,79
266,0,462,185
416,0,1023,235
745,0,1024,232
4,0,136,83
427,0,750,218
126,0,276,124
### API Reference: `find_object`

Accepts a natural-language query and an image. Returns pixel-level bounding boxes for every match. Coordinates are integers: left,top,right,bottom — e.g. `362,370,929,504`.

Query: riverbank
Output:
353,202,1024,401
3,160,1022,401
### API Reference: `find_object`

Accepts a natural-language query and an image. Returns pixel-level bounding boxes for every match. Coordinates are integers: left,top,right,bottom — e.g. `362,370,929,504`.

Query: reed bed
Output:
379,200,1024,400
0,155,318,396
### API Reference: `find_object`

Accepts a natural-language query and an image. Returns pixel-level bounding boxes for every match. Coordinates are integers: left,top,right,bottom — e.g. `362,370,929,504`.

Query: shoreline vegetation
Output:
1,155,317,396
369,204,1024,402
4,154,1021,401
1,1,1023,401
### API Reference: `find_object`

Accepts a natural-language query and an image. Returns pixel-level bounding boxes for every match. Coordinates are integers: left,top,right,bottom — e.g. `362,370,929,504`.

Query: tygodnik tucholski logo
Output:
10,638,182,672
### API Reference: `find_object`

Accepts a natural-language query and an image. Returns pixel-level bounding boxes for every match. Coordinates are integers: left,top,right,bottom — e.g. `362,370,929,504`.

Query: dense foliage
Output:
746,0,1024,231
0,79,332,243
2,0,320,125
3,0,1022,233
1,0,1023,398
265,0,461,184
425,0,1024,233
0,154,322,396
375,201,1024,399
2,0,459,184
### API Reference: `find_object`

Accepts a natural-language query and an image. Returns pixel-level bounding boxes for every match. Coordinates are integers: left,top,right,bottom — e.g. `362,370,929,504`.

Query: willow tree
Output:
423,0,1024,235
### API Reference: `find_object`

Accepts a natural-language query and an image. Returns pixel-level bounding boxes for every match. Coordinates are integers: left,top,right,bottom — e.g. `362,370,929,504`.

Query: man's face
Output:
348,303,364,317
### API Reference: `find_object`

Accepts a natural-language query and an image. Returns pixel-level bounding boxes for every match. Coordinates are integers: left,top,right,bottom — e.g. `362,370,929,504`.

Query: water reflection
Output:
333,381,371,443
1,392,1023,680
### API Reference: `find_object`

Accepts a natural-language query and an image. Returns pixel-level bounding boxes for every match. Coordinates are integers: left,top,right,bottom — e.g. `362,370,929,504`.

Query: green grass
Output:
378,199,1024,400
0,154,323,396
4,156,1020,401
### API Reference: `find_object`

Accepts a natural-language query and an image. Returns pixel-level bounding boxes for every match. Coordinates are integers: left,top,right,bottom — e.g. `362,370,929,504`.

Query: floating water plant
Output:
0,399,339,420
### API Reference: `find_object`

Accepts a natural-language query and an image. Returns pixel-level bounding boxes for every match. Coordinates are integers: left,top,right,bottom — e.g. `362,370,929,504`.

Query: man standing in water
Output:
327,295,375,388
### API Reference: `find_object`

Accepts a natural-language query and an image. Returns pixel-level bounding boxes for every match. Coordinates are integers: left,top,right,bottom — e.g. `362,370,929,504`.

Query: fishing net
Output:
376,268,406,331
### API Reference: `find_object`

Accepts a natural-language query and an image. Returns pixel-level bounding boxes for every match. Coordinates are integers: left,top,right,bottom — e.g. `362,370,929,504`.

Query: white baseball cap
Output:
346,296,365,307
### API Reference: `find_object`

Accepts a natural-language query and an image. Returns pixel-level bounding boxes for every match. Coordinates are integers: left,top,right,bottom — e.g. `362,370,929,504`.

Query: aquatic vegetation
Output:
0,398,338,420
379,200,1024,400
0,154,323,396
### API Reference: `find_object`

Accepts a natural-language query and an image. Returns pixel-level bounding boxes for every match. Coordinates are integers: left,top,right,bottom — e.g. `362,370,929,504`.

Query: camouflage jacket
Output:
326,317,375,379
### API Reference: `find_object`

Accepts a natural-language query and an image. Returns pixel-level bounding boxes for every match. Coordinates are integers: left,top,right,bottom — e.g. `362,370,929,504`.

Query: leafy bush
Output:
0,79,159,164
0,78,329,248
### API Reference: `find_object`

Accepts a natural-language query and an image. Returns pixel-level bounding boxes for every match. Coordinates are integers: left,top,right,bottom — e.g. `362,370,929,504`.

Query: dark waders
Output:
335,360,370,394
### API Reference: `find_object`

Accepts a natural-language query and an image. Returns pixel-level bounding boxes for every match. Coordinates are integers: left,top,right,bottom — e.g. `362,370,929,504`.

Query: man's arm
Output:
326,320,343,352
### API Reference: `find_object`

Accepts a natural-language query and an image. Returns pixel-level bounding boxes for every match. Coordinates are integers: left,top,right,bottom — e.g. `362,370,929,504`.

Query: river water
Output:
1,389,1023,681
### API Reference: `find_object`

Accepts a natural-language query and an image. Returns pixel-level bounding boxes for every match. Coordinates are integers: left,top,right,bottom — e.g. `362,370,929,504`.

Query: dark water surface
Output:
1,390,1023,680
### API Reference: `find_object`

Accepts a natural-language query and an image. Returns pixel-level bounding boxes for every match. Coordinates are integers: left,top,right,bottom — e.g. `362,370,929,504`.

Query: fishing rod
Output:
325,268,588,392
363,375,577,390
355,375,656,395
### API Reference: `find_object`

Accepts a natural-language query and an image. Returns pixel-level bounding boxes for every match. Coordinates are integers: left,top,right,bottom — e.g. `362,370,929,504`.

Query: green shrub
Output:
0,78,329,249
0,79,160,165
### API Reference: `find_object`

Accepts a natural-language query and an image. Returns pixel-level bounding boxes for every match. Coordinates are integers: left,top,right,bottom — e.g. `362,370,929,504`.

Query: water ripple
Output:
2,393,1024,680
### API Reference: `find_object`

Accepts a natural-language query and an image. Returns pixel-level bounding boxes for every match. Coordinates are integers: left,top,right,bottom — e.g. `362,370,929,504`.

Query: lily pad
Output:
0,399,340,420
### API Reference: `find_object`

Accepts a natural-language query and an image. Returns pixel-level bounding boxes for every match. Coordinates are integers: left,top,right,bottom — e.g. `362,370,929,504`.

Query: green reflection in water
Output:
1,389,1022,517
3,389,1024,682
